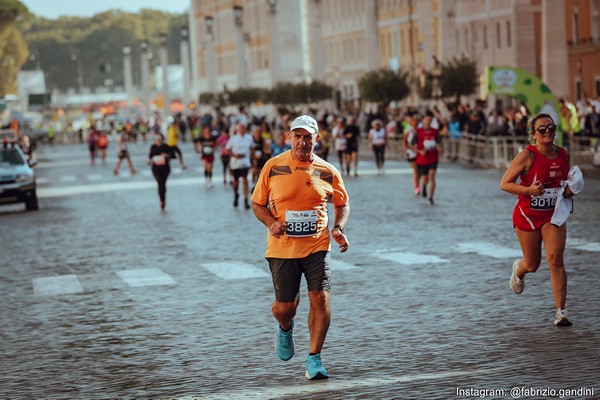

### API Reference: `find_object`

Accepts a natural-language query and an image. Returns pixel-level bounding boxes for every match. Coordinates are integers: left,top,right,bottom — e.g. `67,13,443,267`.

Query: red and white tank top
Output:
415,127,439,165
516,144,569,216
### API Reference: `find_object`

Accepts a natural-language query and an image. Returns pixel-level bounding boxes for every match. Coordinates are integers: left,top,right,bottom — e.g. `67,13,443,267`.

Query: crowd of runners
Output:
70,106,584,381
74,98,593,213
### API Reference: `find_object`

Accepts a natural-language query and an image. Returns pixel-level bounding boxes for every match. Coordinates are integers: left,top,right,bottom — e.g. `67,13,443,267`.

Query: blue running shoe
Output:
305,354,328,380
276,320,294,361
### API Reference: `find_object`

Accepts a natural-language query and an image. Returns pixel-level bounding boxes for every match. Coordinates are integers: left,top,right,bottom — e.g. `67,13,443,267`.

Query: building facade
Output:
189,0,307,97
565,0,600,100
187,0,595,108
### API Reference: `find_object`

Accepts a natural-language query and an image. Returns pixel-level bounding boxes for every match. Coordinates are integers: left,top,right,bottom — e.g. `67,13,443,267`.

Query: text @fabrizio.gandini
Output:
455,386,594,399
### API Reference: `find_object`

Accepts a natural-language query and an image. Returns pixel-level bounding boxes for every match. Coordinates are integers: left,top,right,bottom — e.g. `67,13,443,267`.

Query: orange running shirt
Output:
252,150,349,259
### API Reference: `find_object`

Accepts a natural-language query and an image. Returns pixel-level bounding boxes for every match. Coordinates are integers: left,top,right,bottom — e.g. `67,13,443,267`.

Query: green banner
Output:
482,66,563,145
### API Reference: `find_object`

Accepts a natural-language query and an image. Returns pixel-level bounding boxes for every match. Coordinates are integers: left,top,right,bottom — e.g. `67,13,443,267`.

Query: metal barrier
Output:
357,134,600,176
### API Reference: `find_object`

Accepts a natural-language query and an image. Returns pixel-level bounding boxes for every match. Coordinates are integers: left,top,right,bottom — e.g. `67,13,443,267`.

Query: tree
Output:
306,80,333,103
0,0,29,95
228,87,267,106
358,69,411,107
267,82,332,107
438,55,478,103
20,9,187,92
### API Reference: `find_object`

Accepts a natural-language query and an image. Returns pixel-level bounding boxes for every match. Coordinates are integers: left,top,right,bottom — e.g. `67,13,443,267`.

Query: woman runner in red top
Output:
500,113,575,327
410,113,442,204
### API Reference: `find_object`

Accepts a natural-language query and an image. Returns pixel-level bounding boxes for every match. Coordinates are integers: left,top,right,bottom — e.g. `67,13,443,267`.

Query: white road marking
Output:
374,251,449,264
88,174,103,181
202,262,269,279
37,177,205,198
35,167,435,199
116,268,177,287
36,177,49,184
172,168,183,175
172,366,509,400
330,259,358,270
32,274,84,296
35,155,149,169
568,238,600,252
59,175,76,182
352,168,446,176
456,242,522,259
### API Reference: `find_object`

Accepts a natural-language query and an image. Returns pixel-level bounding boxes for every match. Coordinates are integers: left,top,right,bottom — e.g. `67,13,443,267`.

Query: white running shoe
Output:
510,259,524,294
554,308,573,327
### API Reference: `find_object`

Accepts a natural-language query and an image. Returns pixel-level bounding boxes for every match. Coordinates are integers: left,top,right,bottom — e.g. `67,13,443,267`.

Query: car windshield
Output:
0,148,25,166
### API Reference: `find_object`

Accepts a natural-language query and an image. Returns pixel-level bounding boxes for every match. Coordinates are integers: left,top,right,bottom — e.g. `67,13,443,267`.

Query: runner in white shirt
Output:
225,123,254,209
368,119,387,175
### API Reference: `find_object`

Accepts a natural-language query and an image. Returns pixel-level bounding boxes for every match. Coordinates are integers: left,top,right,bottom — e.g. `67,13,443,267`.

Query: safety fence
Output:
357,134,600,175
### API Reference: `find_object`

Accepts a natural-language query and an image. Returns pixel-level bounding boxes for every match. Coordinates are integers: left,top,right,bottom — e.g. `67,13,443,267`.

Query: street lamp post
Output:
180,26,192,109
122,45,134,107
140,40,151,119
233,5,247,88
267,0,280,85
431,55,442,99
29,51,40,70
159,32,170,118
204,15,217,94
70,50,84,93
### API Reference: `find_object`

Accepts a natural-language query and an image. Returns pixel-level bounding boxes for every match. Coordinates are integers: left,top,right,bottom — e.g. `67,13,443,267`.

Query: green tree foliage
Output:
0,0,29,95
306,81,333,103
358,69,410,106
19,9,187,92
439,55,478,102
228,87,268,106
268,81,333,107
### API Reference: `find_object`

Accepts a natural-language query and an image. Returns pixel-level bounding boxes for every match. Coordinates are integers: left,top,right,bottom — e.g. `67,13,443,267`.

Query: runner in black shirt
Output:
343,117,360,177
148,134,175,210
197,127,217,188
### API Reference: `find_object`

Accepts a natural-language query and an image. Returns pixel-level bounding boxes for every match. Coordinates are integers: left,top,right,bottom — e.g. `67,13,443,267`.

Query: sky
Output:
21,0,190,19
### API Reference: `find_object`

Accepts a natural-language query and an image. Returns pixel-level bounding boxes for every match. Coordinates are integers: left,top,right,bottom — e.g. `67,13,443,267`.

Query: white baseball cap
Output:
290,115,318,134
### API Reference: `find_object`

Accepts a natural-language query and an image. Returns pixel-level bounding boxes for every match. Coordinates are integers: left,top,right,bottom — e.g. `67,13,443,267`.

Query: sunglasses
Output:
534,124,557,135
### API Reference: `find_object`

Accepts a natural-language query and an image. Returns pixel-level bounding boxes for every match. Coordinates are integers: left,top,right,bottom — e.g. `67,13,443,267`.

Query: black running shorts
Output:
417,161,438,176
267,251,331,303
232,167,249,180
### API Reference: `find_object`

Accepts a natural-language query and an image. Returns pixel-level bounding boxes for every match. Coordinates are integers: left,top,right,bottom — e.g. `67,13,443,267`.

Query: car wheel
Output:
25,191,39,211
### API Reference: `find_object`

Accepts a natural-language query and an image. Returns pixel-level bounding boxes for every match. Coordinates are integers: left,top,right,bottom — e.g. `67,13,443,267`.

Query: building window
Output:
596,77,600,97
464,28,469,50
496,22,501,48
506,20,512,47
483,24,488,50
573,8,579,45
575,79,582,100
400,30,405,55
456,30,460,51
592,0,599,42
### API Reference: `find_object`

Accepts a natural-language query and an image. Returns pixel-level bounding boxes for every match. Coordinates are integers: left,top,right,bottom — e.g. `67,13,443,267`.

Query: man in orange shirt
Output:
252,115,350,380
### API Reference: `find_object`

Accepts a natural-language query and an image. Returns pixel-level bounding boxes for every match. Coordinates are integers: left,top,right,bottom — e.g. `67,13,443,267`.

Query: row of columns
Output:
121,27,192,119
203,0,281,94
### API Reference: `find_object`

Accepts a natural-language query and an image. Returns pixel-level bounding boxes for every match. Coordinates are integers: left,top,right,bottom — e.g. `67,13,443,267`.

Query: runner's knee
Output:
308,291,329,309
546,252,565,270
521,258,541,273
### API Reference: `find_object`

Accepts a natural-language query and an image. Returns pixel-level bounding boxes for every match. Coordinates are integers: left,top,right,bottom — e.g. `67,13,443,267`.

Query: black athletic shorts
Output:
417,162,438,176
267,250,331,303
232,167,249,180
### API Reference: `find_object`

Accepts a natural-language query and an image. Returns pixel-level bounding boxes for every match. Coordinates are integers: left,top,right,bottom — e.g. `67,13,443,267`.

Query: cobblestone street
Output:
1,142,599,399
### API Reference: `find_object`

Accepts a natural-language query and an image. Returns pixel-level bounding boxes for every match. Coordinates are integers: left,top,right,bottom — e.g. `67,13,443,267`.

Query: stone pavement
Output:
1,142,599,399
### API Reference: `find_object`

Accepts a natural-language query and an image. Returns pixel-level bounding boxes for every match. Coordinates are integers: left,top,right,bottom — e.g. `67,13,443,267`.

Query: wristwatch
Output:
333,225,344,234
